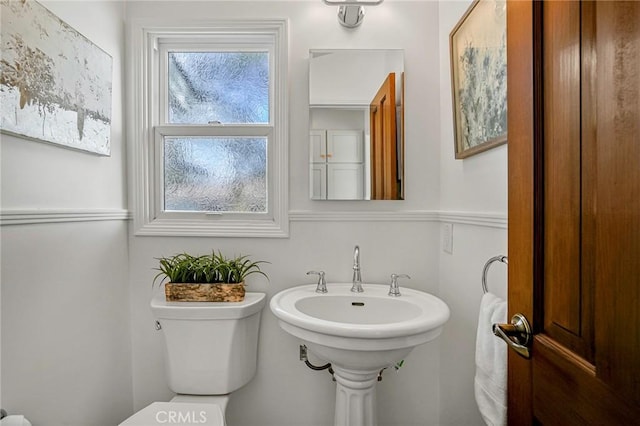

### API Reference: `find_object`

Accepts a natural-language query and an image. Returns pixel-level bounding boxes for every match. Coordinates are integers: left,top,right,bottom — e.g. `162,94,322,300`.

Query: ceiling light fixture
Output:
323,0,384,28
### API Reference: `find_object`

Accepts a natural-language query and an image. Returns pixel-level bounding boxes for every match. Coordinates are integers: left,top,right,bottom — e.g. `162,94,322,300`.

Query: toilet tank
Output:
151,291,266,395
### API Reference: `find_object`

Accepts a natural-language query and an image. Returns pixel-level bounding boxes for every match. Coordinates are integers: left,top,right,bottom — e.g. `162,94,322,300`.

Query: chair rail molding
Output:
289,210,507,228
0,208,506,228
0,208,131,226
437,210,507,229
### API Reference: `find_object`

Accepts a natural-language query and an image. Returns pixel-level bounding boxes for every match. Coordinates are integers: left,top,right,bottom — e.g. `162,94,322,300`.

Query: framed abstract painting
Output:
0,0,112,155
450,0,507,159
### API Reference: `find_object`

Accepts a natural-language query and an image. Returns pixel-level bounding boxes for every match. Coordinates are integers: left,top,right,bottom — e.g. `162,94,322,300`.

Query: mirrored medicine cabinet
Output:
308,49,405,201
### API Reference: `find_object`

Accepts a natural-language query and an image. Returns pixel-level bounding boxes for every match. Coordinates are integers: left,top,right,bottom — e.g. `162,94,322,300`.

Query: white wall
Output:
309,50,404,105
437,2,508,425
438,0,508,215
126,2,444,426
0,2,132,425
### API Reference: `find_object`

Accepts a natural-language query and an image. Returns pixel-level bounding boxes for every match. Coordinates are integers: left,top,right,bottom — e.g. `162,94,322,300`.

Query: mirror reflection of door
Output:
309,49,404,200
370,72,398,200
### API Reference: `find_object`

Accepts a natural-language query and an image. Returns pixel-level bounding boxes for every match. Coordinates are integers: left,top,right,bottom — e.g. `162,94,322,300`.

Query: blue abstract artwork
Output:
450,0,507,158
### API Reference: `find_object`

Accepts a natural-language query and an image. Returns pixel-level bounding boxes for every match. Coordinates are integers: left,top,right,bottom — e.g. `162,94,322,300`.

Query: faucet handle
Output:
307,270,328,293
389,273,410,297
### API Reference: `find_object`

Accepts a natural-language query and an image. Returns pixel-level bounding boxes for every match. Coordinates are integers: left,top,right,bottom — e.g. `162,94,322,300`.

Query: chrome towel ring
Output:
482,255,508,294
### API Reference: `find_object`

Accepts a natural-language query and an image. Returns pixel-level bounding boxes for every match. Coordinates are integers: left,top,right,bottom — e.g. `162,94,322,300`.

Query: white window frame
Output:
128,19,289,237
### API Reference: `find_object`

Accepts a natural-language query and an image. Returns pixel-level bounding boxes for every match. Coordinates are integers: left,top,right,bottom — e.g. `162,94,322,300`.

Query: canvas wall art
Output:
0,0,112,155
450,0,507,159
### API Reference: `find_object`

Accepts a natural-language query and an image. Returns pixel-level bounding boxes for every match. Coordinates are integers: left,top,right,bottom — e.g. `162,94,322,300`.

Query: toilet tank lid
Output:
119,402,224,426
151,291,266,320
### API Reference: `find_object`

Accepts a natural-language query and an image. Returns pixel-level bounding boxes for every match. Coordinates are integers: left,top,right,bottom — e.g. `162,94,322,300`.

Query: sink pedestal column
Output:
332,366,379,426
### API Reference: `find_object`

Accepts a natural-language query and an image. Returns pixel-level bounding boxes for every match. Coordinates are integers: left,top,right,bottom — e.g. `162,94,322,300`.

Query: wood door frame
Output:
506,0,539,423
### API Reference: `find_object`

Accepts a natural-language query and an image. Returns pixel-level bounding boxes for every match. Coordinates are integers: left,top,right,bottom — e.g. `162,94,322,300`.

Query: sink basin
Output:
296,294,422,325
270,283,450,426
270,283,449,355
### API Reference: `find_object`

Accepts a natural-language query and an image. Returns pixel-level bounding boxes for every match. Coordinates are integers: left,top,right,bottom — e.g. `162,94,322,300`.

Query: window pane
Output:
164,137,267,213
168,52,269,124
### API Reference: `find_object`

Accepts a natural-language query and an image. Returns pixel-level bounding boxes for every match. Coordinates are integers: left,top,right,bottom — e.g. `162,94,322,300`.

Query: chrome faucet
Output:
388,273,410,297
307,270,327,293
351,245,363,293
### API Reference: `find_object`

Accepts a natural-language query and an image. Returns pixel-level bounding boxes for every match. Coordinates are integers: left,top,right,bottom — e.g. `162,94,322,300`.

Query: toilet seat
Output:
119,401,224,426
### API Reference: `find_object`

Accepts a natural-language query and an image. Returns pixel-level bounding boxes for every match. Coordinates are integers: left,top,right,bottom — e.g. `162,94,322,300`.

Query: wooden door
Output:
507,1,640,424
370,73,397,200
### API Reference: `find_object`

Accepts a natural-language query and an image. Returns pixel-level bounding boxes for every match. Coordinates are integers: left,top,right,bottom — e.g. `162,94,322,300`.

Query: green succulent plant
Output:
153,251,268,287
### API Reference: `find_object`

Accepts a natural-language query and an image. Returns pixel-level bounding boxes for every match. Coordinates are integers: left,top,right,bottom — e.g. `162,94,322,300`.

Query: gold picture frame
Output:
450,0,507,159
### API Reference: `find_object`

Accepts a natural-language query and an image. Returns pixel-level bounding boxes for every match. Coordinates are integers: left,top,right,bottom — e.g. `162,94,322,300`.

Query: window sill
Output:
133,216,288,238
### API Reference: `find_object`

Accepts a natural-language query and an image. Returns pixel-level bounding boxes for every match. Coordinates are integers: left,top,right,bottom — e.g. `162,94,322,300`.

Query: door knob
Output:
493,313,532,359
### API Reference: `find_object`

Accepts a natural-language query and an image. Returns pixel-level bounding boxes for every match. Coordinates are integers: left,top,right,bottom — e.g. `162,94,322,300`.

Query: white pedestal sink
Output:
270,283,450,426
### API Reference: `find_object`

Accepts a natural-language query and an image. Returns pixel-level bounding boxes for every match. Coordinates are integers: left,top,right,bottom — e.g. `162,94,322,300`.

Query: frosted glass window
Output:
132,20,287,236
164,137,267,212
168,52,269,124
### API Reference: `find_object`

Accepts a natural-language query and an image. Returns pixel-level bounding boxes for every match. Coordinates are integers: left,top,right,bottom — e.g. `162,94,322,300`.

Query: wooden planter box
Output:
165,282,245,302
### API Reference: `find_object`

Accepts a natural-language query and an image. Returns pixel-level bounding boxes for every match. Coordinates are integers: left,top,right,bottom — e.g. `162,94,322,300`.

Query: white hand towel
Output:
474,292,507,426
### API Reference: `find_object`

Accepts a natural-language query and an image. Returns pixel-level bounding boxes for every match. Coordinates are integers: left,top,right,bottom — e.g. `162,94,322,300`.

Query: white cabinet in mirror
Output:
309,49,405,201
310,129,365,200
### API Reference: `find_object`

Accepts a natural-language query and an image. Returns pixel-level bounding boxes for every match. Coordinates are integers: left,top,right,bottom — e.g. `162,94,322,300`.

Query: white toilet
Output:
120,291,267,426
